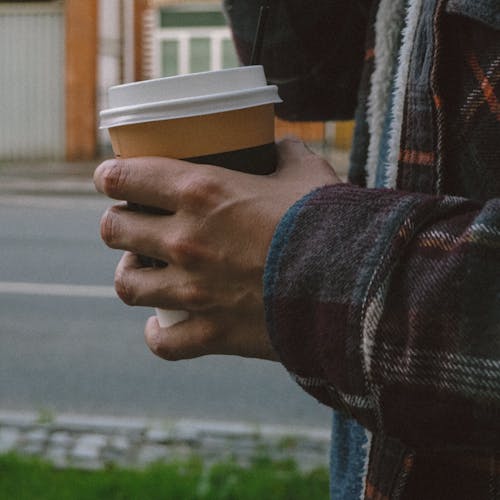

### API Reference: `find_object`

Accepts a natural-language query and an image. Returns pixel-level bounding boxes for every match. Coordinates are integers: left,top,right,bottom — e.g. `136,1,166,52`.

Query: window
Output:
154,4,239,77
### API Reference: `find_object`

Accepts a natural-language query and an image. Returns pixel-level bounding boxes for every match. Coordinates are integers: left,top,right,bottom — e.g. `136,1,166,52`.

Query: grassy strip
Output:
0,453,329,500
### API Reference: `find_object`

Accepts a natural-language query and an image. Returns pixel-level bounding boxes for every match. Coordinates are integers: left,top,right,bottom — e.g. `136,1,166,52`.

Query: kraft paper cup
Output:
100,66,281,328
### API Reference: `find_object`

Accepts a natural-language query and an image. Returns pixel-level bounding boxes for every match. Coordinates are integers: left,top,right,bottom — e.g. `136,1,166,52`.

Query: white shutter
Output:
0,2,65,160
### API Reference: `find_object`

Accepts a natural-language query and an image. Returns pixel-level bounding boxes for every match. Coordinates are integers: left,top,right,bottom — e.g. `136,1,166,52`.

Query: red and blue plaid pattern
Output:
227,0,500,497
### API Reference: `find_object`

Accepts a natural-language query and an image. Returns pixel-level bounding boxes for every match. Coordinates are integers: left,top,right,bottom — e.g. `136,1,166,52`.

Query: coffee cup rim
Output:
100,85,281,129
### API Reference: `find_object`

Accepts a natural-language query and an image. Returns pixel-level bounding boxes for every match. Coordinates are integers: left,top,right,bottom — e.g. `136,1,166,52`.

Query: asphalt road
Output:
0,195,331,428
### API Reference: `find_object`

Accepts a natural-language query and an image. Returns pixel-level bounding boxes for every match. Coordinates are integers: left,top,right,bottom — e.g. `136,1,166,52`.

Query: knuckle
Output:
169,236,203,267
182,172,222,207
114,267,137,306
101,160,129,197
100,207,121,247
181,283,210,310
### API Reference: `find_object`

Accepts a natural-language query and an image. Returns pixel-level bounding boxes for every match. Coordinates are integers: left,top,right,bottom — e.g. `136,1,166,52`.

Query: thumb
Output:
144,315,214,361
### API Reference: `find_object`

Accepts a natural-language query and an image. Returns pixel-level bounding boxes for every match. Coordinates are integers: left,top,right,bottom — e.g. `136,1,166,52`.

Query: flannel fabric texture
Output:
226,0,500,498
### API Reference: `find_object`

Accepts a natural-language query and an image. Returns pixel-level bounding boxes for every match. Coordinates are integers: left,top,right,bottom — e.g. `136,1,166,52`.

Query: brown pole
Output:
65,0,98,161
134,0,150,81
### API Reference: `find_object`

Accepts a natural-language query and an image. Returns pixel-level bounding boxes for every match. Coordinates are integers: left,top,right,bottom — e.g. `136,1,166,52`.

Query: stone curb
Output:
0,160,98,197
0,411,330,471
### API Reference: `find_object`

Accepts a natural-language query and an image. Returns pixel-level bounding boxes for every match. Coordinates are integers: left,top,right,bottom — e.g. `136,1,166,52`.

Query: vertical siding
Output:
0,5,64,160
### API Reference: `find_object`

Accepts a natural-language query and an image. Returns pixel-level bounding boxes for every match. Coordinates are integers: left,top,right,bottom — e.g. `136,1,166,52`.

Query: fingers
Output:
94,157,192,210
101,204,209,269
95,156,242,217
144,315,216,361
144,312,280,362
128,264,277,361
114,252,214,311
100,205,170,262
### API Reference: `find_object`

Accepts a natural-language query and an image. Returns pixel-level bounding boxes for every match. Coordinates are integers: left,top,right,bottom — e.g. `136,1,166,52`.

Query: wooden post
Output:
65,0,98,160
274,118,325,143
334,121,355,150
134,0,150,81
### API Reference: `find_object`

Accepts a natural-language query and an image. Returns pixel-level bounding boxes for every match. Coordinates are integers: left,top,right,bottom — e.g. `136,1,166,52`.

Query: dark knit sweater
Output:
225,1,500,498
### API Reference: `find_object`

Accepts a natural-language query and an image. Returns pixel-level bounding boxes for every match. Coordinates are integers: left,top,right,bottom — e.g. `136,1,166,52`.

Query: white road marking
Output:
0,195,110,210
0,281,116,298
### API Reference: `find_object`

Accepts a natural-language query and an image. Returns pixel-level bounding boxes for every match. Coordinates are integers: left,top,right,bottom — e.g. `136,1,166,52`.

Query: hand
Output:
94,139,341,361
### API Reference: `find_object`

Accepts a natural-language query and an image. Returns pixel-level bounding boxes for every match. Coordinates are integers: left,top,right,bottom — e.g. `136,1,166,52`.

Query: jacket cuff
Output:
263,183,424,417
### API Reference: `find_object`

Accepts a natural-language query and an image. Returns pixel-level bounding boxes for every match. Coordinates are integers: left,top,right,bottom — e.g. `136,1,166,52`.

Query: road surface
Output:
0,194,331,428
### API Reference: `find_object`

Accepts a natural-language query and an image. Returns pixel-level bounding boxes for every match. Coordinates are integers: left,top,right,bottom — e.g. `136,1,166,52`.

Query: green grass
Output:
0,453,329,500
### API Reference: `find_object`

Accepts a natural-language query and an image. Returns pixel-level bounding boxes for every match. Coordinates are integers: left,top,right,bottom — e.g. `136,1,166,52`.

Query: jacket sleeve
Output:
264,183,500,451
223,0,374,121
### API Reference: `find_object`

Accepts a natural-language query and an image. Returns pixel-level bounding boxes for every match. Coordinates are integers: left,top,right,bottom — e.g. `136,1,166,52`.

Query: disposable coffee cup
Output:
100,66,282,328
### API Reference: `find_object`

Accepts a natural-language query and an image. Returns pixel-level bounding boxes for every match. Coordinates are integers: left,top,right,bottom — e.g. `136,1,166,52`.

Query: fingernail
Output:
93,159,118,193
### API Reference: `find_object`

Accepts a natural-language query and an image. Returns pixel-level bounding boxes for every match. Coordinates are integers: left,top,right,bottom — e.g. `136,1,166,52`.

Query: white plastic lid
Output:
100,66,281,129
155,308,189,328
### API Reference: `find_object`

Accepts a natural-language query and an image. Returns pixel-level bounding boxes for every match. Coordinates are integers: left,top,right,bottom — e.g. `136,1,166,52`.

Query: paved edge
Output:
0,147,350,198
0,410,330,471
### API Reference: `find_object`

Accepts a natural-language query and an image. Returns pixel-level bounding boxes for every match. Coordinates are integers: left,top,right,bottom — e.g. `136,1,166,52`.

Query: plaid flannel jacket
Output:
226,0,500,498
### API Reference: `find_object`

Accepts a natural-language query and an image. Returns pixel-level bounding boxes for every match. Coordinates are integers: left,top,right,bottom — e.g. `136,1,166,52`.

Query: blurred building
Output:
0,0,352,162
